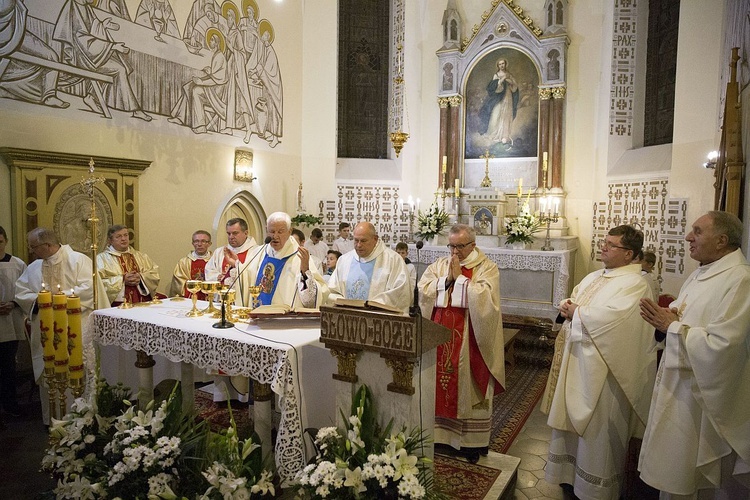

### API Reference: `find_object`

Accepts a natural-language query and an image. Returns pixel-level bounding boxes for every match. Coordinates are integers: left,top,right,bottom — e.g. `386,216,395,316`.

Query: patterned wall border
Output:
593,178,687,282
609,0,638,136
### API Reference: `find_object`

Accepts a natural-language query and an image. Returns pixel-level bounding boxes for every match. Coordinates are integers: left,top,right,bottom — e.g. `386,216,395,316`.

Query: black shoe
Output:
464,449,480,464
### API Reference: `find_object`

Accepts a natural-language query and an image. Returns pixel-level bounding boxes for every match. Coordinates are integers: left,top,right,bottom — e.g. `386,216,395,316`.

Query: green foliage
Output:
291,213,323,226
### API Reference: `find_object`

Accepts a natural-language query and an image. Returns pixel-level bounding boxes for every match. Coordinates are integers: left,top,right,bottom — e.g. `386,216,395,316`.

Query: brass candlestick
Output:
55,372,68,419
44,367,57,420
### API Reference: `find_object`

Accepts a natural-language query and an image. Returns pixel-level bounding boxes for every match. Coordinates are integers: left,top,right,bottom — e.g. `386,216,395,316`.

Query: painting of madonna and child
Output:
464,48,539,159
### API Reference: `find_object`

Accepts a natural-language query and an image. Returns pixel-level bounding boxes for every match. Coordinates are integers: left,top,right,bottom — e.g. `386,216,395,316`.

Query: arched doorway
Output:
214,191,266,247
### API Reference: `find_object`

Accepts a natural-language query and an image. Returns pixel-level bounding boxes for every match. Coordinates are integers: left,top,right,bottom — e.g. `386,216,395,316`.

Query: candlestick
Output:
66,293,84,381
517,178,522,198
442,156,447,173
454,178,460,198
52,291,69,375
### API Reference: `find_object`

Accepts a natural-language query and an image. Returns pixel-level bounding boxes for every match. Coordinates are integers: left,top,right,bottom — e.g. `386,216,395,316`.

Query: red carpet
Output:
434,455,502,499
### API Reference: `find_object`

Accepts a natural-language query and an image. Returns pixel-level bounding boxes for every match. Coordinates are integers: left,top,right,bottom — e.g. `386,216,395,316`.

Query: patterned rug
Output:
434,454,502,500
194,389,255,439
489,362,550,454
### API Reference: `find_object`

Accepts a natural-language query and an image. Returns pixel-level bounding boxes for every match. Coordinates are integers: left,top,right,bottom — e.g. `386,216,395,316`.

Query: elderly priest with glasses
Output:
417,223,505,463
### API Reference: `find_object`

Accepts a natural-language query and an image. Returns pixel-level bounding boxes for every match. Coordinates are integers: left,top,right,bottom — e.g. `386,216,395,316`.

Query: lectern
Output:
319,306,450,458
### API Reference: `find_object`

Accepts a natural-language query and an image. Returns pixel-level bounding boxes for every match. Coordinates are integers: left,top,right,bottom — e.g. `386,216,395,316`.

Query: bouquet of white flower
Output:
504,204,541,245
42,380,276,499
416,204,450,240
294,385,437,499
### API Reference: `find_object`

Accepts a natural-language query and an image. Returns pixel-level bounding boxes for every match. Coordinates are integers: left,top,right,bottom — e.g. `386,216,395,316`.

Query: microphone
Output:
409,240,424,317
226,236,272,301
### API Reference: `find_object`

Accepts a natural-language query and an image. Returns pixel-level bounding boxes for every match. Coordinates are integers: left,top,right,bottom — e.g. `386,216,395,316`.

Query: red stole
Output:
184,259,208,299
433,267,492,419
220,249,249,285
116,253,149,303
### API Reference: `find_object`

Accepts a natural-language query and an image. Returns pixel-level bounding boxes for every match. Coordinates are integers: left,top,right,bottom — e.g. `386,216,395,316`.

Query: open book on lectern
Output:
333,298,403,314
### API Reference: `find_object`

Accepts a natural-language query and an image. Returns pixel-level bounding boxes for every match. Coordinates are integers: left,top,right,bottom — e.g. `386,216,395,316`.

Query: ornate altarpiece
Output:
436,0,568,198
0,148,150,263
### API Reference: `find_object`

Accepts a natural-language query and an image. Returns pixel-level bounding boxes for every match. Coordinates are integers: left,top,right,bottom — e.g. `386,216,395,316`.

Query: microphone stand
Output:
212,237,271,329
409,240,424,317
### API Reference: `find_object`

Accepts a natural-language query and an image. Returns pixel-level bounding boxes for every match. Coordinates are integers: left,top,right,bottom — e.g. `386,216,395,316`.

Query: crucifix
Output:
480,150,493,188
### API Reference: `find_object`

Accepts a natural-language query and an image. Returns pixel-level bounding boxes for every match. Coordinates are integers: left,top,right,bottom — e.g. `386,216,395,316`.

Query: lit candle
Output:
517,178,523,198
455,178,460,197
540,197,547,214
442,156,447,173
67,292,83,380
542,152,548,172
416,198,420,211
399,198,404,211
554,198,560,214
37,287,54,372
52,290,69,374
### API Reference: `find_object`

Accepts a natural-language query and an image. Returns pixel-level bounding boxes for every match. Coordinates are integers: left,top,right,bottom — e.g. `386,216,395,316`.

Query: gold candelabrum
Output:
539,166,559,252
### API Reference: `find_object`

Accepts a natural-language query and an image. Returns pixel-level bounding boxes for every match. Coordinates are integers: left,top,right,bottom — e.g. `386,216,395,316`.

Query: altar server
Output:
327,222,411,313
0,226,26,418
331,222,354,255
639,211,750,499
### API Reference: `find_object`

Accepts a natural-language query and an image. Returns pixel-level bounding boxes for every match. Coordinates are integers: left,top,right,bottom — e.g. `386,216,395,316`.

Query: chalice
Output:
185,280,203,317
201,280,220,315
248,285,261,310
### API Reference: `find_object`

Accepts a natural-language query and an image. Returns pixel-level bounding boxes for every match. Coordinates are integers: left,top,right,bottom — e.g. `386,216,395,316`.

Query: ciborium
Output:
185,280,203,317
201,280,220,315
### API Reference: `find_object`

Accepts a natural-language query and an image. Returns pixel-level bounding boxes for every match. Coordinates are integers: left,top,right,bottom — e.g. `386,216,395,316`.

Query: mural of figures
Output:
0,0,69,108
134,0,180,42
53,0,152,121
0,0,284,148
169,28,228,133
465,47,538,158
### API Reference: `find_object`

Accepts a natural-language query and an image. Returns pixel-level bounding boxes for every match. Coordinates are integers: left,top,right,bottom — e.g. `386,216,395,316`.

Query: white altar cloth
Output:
92,301,336,483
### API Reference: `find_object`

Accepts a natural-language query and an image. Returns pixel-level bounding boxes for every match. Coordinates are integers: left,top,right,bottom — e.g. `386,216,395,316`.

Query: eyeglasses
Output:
447,241,475,250
29,242,49,250
597,240,630,251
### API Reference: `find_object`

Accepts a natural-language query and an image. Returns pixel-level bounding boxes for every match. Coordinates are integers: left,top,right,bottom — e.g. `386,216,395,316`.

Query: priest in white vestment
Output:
204,218,258,305
327,222,410,314
418,224,504,463
168,230,212,298
14,228,108,424
234,212,326,310
639,211,750,499
97,225,160,305
545,225,656,500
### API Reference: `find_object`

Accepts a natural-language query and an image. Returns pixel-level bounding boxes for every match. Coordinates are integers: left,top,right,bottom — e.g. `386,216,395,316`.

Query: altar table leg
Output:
253,380,273,460
135,350,155,408
181,362,195,413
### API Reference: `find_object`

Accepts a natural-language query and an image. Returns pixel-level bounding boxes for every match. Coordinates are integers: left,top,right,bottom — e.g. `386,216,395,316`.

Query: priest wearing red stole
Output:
204,218,257,305
97,225,160,305
418,224,505,463
169,230,212,298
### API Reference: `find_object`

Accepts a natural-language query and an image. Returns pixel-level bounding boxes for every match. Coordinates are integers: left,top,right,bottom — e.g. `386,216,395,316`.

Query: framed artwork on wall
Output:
463,47,540,160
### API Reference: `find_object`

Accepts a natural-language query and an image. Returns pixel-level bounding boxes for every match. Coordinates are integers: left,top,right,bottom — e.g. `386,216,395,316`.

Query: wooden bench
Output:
503,328,520,369
8,51,115,118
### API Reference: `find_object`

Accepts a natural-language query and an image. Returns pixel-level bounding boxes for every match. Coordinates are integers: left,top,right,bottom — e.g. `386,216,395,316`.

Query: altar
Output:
92,301,336,484
408,245,576,320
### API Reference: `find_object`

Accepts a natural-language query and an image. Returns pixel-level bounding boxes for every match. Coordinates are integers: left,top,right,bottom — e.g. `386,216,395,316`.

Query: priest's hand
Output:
297,246,310,274
640,297,678,332
559,299,577,320
124,271,141,286
448,255,461,282
223,247,239,268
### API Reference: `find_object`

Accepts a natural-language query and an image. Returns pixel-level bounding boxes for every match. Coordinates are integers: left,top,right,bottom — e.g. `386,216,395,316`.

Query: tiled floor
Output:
506,399,564,500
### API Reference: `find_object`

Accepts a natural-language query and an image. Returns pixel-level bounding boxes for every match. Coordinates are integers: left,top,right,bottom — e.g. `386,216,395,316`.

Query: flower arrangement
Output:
291,213,323,226
504,203,541,245
294,384,439,499
42,380,275,499
416,203,450,240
